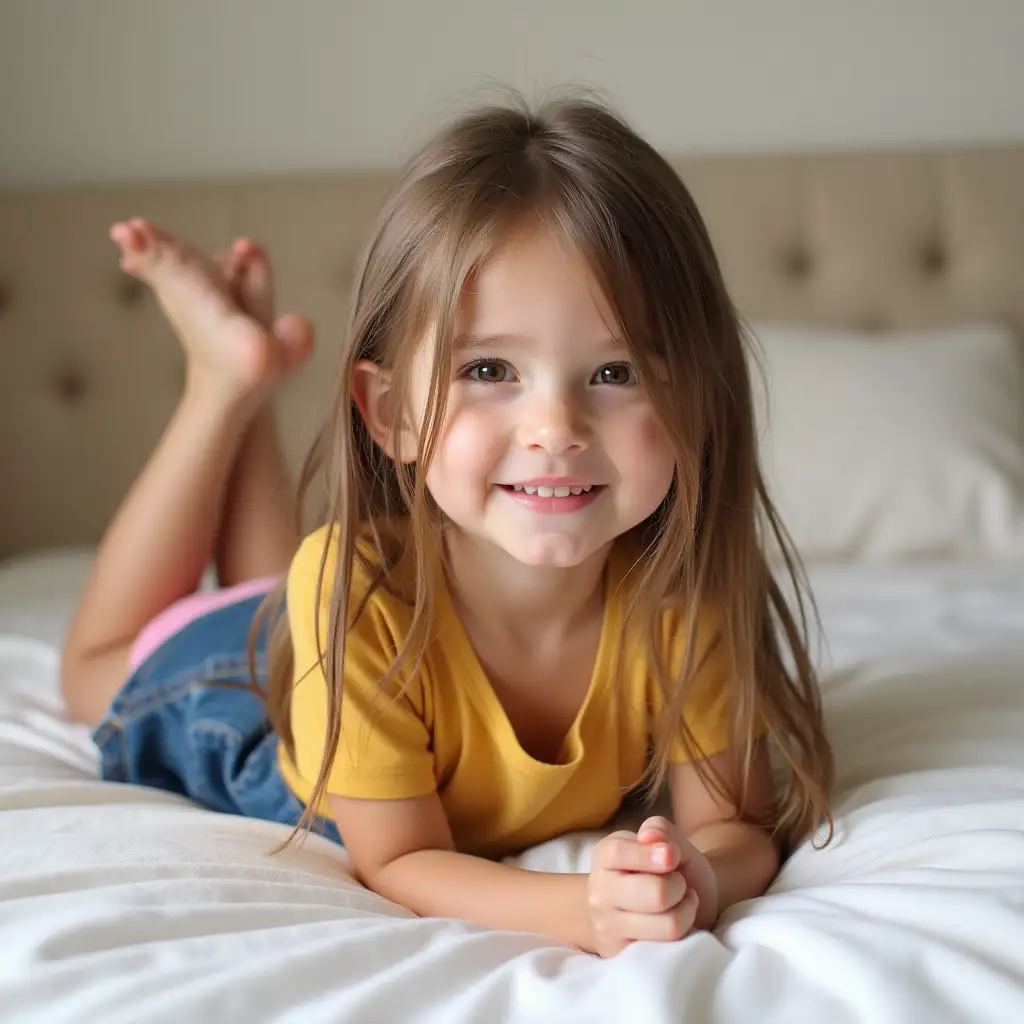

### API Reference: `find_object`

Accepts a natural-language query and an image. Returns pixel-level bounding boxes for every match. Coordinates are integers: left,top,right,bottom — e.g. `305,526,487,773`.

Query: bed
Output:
2,146,1024,1022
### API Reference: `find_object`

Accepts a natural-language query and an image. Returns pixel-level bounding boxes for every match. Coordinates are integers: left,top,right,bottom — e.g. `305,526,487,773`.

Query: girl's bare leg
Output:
213,241,311,586
61,221,311,726
215,403,299,585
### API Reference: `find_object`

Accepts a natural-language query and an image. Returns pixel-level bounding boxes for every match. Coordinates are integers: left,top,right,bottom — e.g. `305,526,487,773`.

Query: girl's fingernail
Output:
652,844,668,868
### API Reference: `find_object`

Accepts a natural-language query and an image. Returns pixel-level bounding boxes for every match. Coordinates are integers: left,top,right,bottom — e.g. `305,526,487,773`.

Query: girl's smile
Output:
497,480,605,514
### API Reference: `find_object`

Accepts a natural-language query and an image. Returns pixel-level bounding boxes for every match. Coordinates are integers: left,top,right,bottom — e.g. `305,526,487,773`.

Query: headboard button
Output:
117,277,146,306
54,366,88,404
783,247,812,280
921,243,948,275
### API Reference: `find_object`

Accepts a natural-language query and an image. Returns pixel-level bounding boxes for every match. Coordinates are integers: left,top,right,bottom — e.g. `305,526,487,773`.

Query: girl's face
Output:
410,225,675,569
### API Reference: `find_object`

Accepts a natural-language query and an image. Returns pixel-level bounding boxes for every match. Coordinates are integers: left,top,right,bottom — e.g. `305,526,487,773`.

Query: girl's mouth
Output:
498,483,604,513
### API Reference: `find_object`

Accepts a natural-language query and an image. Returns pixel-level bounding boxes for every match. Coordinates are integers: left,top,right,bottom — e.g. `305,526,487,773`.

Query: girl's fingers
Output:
637,816,676,843
616,900,695,943
595,833,681,873
636,817,683,869
611,866,687,914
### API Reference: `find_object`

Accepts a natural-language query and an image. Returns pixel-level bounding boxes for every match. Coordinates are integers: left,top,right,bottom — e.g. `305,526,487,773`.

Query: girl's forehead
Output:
401,217,641,375
453,227,619,344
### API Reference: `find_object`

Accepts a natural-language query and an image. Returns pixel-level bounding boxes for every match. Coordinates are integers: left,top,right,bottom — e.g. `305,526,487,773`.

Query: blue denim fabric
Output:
91,592,341,844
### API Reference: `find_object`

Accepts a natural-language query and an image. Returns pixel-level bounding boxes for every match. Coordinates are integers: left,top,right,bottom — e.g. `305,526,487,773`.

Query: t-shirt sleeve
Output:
653,602,735,762
286,528,436,801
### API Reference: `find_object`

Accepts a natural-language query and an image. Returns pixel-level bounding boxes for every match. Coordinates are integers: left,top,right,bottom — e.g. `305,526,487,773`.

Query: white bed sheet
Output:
2,559,1024,1023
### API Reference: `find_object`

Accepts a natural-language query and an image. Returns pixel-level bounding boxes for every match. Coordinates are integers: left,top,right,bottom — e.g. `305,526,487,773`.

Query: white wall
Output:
1,0,1021,187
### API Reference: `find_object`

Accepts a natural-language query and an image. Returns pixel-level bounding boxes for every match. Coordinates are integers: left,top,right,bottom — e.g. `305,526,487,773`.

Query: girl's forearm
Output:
690,821,780,928
368,849,593,951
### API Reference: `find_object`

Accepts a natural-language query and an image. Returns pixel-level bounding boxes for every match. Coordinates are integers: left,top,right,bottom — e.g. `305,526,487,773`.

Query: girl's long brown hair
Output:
259,91,834,851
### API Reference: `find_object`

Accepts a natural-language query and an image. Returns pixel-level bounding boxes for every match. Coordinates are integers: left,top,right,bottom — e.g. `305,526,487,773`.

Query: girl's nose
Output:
515,391,589,454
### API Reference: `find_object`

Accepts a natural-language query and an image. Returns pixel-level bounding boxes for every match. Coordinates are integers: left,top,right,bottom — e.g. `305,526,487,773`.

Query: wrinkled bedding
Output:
2,560,1024,1023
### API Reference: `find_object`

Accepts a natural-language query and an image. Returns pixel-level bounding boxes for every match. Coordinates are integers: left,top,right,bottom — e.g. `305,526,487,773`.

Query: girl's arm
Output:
328,792,593,949
668,741,780,929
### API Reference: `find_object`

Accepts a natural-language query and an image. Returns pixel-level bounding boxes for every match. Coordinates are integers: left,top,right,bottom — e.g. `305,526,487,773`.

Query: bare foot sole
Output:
109,219,312,397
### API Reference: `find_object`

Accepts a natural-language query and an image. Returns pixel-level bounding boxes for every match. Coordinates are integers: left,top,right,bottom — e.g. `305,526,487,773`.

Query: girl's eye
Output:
461,360,517,383
592,362,637,386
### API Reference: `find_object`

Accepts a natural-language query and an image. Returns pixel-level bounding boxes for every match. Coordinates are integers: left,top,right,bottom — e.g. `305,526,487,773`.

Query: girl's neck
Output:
442,527,612,641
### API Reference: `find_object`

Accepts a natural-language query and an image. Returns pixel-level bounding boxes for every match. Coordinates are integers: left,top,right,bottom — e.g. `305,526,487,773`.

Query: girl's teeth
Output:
508,484,597,496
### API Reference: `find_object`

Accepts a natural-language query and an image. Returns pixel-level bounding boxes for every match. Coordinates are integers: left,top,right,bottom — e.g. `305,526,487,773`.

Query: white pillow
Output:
749,323,1024,563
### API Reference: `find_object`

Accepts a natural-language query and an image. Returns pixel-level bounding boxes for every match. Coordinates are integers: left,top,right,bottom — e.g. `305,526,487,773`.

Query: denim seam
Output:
109,657,263,724
190,718,245,743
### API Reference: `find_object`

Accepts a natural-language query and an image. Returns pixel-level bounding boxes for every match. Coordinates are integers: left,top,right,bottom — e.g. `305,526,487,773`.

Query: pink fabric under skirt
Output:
129,574,282,671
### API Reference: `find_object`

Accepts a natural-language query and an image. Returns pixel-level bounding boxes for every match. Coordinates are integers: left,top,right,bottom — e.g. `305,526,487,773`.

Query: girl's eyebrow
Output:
454,332,627,351
454,332,524,351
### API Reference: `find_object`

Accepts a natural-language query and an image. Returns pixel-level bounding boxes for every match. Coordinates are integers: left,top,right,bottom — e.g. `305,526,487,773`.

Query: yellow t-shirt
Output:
277,523,733,859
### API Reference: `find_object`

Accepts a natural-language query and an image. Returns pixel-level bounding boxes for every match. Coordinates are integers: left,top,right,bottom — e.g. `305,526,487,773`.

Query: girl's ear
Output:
351,360,418,463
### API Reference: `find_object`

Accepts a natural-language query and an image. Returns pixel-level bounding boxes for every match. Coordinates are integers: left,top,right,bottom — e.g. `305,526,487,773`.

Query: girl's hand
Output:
585,822,700,957
637,815,719,932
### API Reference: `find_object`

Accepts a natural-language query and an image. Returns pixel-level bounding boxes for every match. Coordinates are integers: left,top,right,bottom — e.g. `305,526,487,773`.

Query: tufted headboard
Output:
1,145,1023,557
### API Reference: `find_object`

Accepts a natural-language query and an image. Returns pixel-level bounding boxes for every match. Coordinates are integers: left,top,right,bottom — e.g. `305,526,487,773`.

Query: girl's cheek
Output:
646,418,676,463
616,405,673,456
435,407,504,470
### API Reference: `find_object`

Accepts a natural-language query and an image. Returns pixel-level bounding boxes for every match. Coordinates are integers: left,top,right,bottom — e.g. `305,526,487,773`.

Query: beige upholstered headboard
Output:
1,145,1023,558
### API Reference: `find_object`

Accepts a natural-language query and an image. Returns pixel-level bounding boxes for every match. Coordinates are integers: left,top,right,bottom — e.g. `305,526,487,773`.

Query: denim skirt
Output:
91,591,341,844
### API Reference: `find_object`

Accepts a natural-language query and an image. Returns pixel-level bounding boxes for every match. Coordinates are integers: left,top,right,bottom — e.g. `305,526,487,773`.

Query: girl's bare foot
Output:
214,237,314,372
109,219,312,400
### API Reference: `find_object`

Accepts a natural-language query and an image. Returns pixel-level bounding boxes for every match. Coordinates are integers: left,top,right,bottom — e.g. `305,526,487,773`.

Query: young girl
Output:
62,97,833,958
